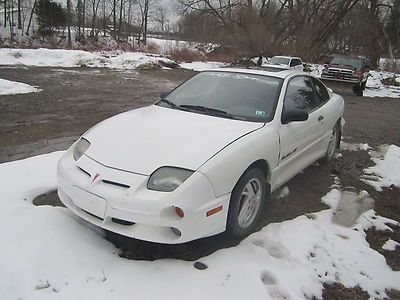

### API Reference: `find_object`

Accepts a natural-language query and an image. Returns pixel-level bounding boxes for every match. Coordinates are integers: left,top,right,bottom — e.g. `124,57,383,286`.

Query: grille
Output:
102,179,130,189
112,218,135,226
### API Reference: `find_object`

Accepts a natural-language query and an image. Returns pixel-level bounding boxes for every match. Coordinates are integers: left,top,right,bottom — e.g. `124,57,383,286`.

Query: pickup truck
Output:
321,55,366,83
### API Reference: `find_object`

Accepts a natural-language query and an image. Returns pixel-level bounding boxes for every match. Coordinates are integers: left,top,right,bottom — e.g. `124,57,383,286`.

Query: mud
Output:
2,66,400,298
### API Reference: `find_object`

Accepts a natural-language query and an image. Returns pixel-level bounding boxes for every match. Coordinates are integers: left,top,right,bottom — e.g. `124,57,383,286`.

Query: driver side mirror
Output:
282,109,309,124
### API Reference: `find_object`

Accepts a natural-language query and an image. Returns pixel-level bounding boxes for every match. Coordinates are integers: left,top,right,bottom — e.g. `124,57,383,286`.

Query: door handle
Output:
318,115,324,121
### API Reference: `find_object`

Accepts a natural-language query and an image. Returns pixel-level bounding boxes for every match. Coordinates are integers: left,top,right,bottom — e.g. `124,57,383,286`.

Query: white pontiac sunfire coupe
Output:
57,68,344,244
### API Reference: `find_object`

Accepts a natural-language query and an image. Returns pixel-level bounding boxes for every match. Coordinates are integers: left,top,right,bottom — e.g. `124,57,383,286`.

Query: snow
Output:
274,186,289,199
363,71,400,98
0,78,42,95
1,153,400,299
0,48,176,70
340,141,371,151
147,37,217,54
180,61,227,71
362,145,400,191
382,239,400,251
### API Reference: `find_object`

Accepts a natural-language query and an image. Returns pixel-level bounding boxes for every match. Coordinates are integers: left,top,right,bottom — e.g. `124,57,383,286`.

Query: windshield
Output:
269,56,290,66
330,57,364,69
157,71,283,123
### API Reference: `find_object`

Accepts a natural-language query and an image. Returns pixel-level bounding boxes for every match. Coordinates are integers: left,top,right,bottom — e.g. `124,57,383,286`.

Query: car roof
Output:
208,67,304,79
271,55,301,60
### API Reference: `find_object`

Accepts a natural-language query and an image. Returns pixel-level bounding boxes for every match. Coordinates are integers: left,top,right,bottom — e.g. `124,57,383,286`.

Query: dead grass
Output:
168,48,206,63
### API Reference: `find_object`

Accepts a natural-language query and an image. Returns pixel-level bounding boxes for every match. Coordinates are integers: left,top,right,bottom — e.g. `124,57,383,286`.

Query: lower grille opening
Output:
82,209,104,221
102,179,130,189
112,218,135,226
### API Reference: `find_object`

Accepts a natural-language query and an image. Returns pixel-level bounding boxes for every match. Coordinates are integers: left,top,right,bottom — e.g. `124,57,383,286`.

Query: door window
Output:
283,76,319,113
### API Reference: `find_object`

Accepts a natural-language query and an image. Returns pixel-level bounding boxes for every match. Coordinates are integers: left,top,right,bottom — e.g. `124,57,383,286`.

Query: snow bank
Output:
147,37,218,54
362,144,400,191
364,71,400,98
180,61,227,71
1,153,399,299
0,78,42,95
0,48,176,70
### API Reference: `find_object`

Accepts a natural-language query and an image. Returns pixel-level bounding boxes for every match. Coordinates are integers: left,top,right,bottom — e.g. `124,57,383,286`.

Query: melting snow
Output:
0,153,399,299
0,78,42,95
362,145,400,191
382,239,400,251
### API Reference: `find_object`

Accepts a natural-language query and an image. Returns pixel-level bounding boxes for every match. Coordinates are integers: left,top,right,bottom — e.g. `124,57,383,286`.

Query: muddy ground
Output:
1,66,399,299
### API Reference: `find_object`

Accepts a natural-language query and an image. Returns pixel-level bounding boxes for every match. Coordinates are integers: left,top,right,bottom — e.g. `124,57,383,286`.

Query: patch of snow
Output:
340,141,371,151
0,78,42,95
274,186,289,199
180,61,227,71
364,71,400,98
0,48,175,70
1,153,400,299
382,239,400,251
362,145,400,191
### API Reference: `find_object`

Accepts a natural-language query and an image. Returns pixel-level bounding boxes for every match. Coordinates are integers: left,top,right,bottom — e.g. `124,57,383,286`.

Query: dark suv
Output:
321,55,366,83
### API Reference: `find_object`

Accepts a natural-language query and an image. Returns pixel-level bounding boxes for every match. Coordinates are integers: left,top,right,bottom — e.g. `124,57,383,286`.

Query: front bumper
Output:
57,150,230,244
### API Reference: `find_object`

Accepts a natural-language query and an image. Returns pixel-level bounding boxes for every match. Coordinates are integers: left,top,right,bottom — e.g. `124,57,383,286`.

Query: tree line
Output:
2,0,399,66
177,0,400,67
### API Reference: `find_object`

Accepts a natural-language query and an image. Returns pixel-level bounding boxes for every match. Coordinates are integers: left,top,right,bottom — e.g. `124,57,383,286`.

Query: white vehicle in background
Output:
267,56,304,71
57,68,344,244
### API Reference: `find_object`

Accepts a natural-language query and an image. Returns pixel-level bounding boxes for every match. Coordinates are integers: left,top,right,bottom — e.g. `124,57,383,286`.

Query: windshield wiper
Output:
158,98,180,109
179,105,228,115
179,105,242,120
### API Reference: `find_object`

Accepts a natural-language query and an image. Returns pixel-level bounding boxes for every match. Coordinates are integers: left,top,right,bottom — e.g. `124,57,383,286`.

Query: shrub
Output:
168,48,206,63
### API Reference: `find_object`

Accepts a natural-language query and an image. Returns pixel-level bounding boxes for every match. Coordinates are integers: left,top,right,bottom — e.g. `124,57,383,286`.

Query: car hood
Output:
83,105,264,175
328,65,356,71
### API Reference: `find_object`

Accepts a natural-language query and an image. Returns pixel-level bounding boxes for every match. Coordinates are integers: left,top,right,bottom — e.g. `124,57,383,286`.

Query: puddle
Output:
33,190,64,207
332,190,375,227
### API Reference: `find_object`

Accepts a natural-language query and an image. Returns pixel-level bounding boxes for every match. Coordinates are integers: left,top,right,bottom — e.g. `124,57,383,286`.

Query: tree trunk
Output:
26,0,36,35
67,0,72,47
119,0,123,33
113,0,116,35
17,0,22,30
3,0,6,28
143,0,149,45
83,0,86,37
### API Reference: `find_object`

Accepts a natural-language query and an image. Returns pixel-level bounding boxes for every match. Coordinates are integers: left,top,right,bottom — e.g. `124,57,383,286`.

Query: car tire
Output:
322,123,341,162
226,168,266,238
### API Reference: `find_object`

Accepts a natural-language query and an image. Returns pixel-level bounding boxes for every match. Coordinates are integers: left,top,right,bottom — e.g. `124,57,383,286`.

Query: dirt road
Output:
1,66,399,298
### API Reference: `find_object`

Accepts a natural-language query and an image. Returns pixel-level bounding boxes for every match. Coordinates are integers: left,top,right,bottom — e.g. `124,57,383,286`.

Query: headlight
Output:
73,138,91,161
147,167,194,192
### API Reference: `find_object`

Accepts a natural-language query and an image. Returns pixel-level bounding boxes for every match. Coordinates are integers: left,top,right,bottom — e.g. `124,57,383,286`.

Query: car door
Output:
272,75,322,189
310,76,337,151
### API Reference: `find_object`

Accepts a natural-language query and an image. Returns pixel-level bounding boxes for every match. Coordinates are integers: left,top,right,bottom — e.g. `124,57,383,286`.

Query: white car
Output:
267,56,304,70
57,68,344,244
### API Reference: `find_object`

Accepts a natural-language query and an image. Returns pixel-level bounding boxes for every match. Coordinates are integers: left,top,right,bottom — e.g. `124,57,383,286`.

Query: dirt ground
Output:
1,66,399,299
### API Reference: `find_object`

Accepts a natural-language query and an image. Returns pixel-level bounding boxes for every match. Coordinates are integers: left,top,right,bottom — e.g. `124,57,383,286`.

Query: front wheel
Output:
226,168,266,238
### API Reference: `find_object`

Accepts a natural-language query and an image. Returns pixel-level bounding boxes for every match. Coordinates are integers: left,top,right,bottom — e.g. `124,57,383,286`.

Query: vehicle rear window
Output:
311,77,330,103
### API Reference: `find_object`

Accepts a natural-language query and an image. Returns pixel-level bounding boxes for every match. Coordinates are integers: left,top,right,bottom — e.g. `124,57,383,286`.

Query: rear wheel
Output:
226,168,266,238
323,123,341,162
